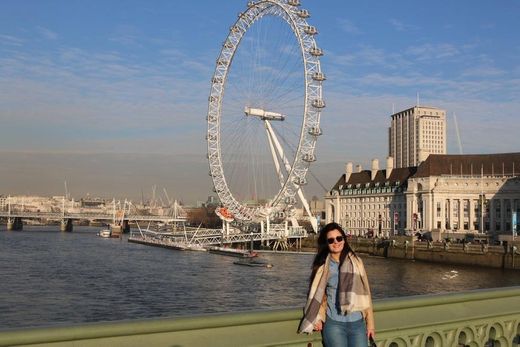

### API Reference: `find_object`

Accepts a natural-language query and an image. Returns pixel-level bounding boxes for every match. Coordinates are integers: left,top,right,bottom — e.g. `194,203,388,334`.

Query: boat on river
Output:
98,229,121,238
208,246,257,258
233,257,273,268
98,229,112,238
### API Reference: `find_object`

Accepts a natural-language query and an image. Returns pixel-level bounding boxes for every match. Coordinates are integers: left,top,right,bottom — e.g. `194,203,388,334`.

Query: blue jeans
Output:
322,317,368,347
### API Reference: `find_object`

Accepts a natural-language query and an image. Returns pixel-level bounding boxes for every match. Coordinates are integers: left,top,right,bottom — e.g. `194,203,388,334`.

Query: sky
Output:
1,0,519,204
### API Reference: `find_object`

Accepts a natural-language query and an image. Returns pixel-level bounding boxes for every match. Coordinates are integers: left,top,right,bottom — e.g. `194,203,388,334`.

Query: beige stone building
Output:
325,153,520,240
407,153,520,237
389,106,446,168
325,157,414,237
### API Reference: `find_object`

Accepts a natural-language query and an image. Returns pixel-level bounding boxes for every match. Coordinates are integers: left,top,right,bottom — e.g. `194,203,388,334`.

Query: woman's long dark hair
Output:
310,222,353,282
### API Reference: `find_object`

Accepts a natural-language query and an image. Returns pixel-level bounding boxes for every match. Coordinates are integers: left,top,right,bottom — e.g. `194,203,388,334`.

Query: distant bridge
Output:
0,210,185,232
0,211,184,223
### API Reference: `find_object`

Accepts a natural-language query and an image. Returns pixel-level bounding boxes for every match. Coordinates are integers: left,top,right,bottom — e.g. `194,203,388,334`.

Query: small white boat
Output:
233,257,273,268
208,246,255,257
98,229,111,238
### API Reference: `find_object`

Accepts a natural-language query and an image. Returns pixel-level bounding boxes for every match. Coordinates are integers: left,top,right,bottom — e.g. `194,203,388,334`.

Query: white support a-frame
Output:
264,120,317,233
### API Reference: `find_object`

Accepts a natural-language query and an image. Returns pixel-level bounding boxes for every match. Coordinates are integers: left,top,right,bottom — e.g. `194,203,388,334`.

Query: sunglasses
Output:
327,236,344,244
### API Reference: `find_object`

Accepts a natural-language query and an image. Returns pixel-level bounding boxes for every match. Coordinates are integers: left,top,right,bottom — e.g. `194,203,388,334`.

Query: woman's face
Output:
326,229,344,255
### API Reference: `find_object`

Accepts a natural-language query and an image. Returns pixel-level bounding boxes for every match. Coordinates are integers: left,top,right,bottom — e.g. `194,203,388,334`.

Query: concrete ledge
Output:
0,287,519,347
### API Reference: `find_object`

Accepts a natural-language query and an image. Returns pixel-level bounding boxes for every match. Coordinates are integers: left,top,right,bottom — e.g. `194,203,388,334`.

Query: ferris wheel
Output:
207,0,325,226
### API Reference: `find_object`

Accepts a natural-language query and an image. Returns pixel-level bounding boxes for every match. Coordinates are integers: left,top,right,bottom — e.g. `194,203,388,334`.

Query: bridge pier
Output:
60,219,73,232
122,220,130,234
7,217,23,231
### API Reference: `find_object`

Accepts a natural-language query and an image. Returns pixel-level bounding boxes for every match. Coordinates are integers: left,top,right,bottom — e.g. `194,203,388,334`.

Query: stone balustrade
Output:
0,287,518,347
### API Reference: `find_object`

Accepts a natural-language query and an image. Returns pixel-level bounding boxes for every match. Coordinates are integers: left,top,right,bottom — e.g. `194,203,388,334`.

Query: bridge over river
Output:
0,287,518,347
0,210,185,232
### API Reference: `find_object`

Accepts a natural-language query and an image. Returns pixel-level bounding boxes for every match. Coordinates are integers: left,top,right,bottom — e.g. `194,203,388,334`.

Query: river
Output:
0,226,519,330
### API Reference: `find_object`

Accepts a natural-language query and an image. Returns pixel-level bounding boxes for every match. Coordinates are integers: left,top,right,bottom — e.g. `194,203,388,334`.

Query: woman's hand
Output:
367,329,375,341
313,320,323,331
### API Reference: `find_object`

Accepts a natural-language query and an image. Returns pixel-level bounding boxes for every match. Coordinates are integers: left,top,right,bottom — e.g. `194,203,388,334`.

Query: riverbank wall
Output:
346,236,520,270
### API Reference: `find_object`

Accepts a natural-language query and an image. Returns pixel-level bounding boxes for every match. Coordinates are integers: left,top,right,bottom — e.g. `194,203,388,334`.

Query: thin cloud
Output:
328,45,410,70
461,66,505,78
388,18,416,32
0,34,24,46
108,25,144,47
338,19,362,35
406,43,460,60
37,26,58,40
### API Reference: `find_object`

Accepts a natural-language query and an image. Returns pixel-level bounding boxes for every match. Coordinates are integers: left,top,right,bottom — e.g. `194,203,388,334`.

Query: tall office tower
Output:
388,106,446,168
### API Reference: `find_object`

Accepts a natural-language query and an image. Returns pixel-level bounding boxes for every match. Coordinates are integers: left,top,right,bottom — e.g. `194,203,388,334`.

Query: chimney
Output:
356,164,363,173
345,162,353,182
386,156,394,179
371,158,379,181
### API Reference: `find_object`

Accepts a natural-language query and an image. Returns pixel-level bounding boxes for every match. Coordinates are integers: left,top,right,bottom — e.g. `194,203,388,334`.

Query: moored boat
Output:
233,257,273,268
98,229,111,238
208,246,257,258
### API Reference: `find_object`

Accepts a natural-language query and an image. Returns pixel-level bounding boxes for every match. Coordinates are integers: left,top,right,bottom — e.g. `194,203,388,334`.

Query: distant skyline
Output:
1,0,519,203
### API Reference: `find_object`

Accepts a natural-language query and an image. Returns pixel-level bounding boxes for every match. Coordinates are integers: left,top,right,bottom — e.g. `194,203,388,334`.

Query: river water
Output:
1,226,519,330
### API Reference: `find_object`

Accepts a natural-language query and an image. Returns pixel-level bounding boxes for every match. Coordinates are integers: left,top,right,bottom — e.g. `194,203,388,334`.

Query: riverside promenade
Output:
0,287,519,347
345,236,520,270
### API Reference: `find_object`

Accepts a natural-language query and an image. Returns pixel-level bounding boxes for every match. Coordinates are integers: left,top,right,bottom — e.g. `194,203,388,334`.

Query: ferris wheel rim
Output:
207,0,324,222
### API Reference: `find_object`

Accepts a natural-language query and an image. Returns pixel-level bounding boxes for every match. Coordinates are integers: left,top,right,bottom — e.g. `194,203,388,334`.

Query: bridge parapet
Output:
0,287,518,346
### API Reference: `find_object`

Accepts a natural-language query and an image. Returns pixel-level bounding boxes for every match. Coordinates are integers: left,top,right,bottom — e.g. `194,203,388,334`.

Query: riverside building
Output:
326,104,519,240
325,153,520,240
389,106,446,168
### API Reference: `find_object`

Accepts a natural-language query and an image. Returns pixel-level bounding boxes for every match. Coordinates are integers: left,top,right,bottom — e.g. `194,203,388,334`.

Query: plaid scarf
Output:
298,252,372,334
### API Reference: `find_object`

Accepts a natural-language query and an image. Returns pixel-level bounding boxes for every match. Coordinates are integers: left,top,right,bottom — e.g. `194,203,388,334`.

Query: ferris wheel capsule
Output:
302,153,316,162
276,211,286,219
312,99,326,108
293,177,307,185
309,47,323,56
285,197,296,205
304,26,317,35
297,9,310,18
308,126,322,136
312,72,326,81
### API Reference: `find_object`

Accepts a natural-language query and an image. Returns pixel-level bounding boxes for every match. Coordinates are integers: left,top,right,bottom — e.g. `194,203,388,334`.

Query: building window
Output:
436,202,441,218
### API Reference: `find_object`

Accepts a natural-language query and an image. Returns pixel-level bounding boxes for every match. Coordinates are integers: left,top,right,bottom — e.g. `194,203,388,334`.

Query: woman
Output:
298,222,375,346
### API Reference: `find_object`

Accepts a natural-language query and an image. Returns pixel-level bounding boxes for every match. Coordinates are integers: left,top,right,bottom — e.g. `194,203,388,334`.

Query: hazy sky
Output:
1,0,519,204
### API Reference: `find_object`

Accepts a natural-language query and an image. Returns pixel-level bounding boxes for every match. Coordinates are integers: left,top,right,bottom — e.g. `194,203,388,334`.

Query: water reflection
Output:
0,227,519,329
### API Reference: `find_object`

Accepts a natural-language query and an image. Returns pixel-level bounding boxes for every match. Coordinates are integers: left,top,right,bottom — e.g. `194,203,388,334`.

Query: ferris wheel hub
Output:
244,106,285,121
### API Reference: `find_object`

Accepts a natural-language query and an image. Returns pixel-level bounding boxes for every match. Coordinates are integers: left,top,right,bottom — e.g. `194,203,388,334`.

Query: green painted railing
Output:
0,287,519,347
